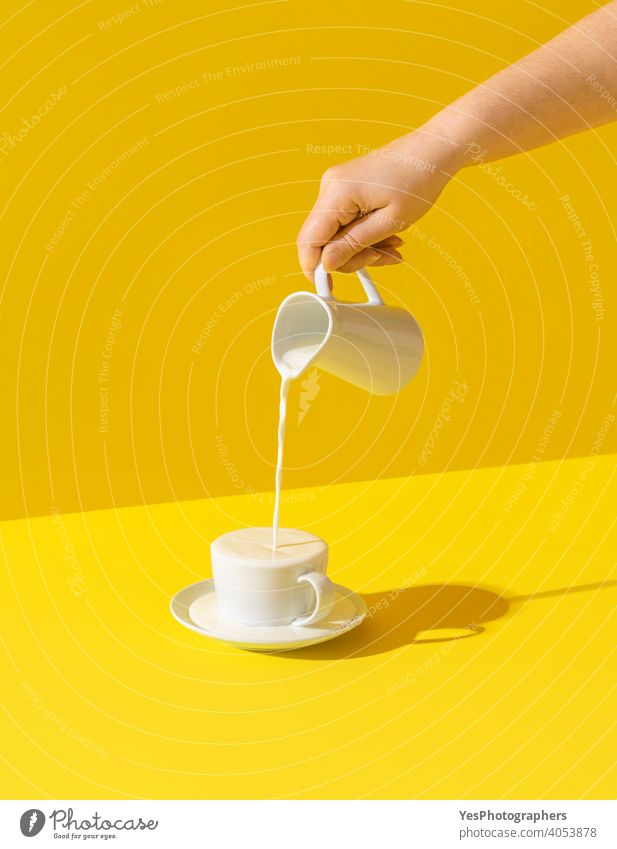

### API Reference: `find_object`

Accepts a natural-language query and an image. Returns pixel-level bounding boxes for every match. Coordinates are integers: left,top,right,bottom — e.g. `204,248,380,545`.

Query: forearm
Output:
418,1,617,168
298,2,617,276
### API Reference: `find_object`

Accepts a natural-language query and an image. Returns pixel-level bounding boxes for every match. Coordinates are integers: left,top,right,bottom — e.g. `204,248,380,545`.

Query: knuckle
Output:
320,165,339,186
299,221,323,248
341,230,365,252
387,204,410,232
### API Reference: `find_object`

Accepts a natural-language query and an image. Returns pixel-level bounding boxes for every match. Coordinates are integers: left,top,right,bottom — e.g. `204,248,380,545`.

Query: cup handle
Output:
294,571,337,626
314,262,384,306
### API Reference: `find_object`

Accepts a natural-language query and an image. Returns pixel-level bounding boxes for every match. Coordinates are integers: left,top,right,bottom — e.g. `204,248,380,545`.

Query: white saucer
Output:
170,579,367,652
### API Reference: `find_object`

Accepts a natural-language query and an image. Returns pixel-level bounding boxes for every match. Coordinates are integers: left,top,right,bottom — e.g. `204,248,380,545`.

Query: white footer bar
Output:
0,800,615,848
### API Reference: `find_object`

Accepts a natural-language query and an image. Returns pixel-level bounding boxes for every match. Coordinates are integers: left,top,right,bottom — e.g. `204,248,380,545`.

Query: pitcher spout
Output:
272,292,332,379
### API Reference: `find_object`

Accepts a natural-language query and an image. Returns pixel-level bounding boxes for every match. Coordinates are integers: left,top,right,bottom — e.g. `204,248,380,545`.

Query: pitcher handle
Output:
314,262,384,306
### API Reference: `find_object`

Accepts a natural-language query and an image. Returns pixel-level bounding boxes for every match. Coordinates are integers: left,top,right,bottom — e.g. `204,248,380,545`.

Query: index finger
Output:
296,194,359,280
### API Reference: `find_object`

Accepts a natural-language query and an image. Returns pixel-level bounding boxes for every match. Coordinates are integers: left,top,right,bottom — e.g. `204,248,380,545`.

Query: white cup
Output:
210,527,337,627
272,263,424,395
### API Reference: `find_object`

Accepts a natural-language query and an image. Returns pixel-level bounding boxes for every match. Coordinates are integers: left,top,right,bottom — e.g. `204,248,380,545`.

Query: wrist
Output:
422,113,476,172
420,102,496,173
387,116,471,180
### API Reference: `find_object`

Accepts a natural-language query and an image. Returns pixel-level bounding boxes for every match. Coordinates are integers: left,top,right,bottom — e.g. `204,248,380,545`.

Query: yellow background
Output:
0,0,615,520
0,0,616,801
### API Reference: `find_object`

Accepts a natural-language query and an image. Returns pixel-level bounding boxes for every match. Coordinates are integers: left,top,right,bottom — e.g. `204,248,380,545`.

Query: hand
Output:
298,1,617,282
297,127,462,281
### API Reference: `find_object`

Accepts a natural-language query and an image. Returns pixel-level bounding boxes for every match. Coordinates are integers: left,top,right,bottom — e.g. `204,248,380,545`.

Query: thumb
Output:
320,206,402,272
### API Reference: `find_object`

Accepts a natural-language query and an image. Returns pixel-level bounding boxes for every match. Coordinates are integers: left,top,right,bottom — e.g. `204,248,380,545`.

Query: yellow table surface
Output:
1,453,615,800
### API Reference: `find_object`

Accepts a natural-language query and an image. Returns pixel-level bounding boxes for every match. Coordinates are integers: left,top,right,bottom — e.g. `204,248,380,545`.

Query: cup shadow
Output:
283,579,617,660
287,583,509,660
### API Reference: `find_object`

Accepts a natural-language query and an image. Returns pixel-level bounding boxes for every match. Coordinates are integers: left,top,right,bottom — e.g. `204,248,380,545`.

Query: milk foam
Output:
214,527,326,562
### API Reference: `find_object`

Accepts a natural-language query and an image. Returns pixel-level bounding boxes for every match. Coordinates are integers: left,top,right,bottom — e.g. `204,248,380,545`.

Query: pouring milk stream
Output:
270,262,424,549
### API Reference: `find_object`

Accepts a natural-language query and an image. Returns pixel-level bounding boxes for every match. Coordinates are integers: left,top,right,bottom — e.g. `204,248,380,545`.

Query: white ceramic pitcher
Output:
271,263,424,395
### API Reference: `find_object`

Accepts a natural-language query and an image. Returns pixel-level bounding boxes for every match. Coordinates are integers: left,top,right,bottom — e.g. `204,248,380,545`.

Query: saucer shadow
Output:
287,584,509,660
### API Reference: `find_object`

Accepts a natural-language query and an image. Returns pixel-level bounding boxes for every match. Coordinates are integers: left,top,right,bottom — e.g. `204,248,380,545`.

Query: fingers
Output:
297,192,360,281
377,234,404,250
336,238,404,273
336,250,403,274
320,205,401,272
